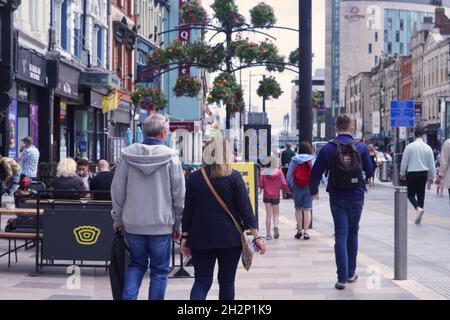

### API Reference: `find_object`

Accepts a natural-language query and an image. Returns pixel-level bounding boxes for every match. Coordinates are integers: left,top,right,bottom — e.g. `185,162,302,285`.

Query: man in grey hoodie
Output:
111,114,185,300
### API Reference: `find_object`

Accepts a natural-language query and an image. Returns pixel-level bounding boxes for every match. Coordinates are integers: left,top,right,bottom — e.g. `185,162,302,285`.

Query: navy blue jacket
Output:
182,167,257,250
309,134,375,201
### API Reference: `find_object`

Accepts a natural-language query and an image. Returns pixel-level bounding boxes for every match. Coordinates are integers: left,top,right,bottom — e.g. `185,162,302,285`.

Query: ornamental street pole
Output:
298,0,313,144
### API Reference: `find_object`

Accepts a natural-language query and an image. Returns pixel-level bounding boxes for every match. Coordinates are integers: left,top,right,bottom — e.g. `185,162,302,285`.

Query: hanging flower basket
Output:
232,38,258,64
180,0,209,24
211,0,246,27
131,88,168,111
257,76,283,100
147,48,170,70
250,2,276,28
207,73,245,113
165,40,189,63
174,76,202,97
289,48,299,65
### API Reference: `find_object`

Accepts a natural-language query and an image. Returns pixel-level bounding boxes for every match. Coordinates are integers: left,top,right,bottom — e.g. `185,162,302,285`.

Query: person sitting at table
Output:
51,158,88,199
0,156,22,196
90,160,114,200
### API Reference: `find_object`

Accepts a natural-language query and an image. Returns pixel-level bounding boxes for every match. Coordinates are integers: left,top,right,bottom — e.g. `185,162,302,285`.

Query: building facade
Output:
345,71,372,139
325,0,450,116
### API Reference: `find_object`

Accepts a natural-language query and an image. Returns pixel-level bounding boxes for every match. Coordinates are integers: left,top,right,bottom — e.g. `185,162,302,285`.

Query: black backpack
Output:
329,140,363,190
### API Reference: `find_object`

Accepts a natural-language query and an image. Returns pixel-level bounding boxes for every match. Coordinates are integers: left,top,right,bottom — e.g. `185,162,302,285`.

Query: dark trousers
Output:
190,246,242,300
406,171,428,209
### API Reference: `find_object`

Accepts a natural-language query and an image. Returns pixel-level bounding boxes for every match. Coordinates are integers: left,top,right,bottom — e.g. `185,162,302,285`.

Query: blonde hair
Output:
203,137,234,179
56,158,77,178
368,144,375,152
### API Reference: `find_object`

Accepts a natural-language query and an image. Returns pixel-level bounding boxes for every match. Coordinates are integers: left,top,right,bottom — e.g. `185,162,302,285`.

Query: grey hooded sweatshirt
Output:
111,143,185,235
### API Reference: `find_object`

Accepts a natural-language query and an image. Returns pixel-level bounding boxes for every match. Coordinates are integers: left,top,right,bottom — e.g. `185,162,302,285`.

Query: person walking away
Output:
77,159,96,190
259,157,290,240
286,141,315,240
400,127,436,224
0,157,21,196
436,138,450,206
51,158,88,199
17,137,39,180
367,144,377,187
111,114,185,300
181,137,266,300
90,160,115,200
309,114,374,290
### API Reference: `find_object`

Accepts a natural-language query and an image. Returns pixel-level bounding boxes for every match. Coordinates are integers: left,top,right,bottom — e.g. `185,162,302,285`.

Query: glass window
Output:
75,109,95,160
387,42,392,54
388,18,392,30
400,43,404,55
368,43,372,54
400,19,404,31
396,31,400,42
375,32,378,42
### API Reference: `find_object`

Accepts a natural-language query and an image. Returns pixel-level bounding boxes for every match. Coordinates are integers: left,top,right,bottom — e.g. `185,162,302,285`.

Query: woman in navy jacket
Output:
181,137,266,300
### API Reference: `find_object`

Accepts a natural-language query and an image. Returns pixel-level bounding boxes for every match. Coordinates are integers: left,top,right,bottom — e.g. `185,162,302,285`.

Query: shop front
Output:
108,98,133,164
12,47,49,160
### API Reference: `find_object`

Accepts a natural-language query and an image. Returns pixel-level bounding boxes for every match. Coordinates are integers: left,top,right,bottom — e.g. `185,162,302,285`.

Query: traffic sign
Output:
391,100,415,128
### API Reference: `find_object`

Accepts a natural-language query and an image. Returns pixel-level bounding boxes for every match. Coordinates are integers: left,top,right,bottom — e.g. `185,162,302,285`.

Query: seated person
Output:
0,156,21,196
90,160,114,200
51,158,88,199
77,158,96,191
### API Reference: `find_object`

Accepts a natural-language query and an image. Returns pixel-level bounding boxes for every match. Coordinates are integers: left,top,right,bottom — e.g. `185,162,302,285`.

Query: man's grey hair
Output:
143,114,169,137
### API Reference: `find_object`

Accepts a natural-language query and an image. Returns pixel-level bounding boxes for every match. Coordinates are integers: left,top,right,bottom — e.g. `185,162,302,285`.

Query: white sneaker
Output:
415,208,424,224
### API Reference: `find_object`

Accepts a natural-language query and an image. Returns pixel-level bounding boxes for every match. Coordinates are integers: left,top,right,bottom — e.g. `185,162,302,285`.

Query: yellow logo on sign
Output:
73,226,101,245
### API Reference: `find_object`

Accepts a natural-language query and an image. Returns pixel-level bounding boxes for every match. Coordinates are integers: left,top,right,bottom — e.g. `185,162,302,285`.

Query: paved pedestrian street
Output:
0,184,448,300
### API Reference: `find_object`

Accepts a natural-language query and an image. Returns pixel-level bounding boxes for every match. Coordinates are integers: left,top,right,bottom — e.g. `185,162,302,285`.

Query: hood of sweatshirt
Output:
121,143,178,176
291,154,315,165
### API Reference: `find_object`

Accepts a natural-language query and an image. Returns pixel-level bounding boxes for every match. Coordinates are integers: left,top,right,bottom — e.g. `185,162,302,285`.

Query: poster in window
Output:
30,104,39,148
8,100,18,160
79,135,87,153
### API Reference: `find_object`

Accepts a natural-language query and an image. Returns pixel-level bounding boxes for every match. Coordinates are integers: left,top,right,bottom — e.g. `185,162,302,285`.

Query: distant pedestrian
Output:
111,114,185,300
259,157,290,240
436,138,450,206
286,141,315,240
77,159,96,190
51,158,87,199
181,137,266,300
281,143,295,199
367,144,377,187
90,160,114,200
436,154,444,197
309,114,374,290
17,137,39,180
400,127,436,224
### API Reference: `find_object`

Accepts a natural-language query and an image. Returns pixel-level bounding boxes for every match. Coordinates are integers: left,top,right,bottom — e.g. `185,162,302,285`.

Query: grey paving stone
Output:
14,281,63,289
46,295,92,300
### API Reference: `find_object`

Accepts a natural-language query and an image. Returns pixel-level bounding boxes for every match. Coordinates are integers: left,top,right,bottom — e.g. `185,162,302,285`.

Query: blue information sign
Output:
391,101,415,128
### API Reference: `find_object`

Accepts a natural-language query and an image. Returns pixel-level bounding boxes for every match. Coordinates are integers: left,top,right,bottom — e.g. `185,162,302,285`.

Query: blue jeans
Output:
190,246,242,300
329,198,364,283
122,233,172,300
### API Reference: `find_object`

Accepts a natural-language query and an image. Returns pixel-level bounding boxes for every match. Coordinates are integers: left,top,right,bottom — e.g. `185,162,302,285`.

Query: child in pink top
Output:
259,165,291,240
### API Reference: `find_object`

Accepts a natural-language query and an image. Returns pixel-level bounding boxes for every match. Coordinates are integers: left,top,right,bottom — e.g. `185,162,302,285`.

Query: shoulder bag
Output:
200,168,254,271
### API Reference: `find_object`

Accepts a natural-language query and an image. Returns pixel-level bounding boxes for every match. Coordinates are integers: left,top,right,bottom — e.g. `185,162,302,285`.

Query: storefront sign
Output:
344,6,365,22
16,47,47,87
30,104,39,148
230,162,258,223
79,72,121,90
8,100,18,160
56,63,80,101
179,0,191,77
170,121,195,132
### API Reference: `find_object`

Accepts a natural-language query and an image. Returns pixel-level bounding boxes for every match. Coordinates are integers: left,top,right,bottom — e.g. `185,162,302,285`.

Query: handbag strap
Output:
200,168,244,235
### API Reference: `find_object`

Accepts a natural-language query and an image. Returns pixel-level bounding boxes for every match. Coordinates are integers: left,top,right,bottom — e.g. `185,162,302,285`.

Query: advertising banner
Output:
230,162,258,225
8,100,18,160
30,104,39,148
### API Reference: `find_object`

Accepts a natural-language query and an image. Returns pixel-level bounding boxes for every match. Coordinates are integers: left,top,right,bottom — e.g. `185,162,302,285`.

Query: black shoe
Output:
303,233,310,240
294,230,303,239
335,282,346,290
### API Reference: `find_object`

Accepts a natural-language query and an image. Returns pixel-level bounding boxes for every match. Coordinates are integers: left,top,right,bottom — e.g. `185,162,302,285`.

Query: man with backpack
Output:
286,142,315,240
309,114,374,290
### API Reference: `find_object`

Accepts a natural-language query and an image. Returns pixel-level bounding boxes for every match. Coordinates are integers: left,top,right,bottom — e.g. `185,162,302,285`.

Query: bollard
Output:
394,187,408,280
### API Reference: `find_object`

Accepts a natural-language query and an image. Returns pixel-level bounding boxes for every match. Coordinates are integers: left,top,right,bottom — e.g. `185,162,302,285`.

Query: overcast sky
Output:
202,0,326,133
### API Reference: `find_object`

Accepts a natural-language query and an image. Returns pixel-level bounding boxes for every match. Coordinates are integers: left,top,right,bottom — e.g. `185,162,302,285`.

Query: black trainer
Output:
294,230,303,239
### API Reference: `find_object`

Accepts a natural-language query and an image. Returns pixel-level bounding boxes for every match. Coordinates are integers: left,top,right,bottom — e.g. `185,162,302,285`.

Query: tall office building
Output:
325,0,450,114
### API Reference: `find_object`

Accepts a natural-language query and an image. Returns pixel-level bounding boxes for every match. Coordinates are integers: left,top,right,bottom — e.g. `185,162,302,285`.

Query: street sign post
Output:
391,100,415,128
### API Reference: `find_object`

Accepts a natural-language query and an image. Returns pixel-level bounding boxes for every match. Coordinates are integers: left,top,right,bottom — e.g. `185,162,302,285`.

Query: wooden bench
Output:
0,232,43,268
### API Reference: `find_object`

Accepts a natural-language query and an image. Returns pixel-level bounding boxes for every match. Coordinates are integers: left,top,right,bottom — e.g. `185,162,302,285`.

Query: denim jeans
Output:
190,246,242,300
329,198,364,284
122,233,172,300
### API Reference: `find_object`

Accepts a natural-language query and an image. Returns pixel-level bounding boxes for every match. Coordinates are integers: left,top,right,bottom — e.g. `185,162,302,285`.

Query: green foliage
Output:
250,2,276,28
180,0,209,24
207,73,245,113
257,76,283,100
211,0,245,27
131,88,168,111
174,76,202,97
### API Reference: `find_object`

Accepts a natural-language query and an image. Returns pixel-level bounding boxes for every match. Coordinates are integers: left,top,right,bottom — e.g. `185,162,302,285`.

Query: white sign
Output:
313,123,318,137
356,118,363,139
399,127,407,140
320,123,326,139
372,111,380,134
